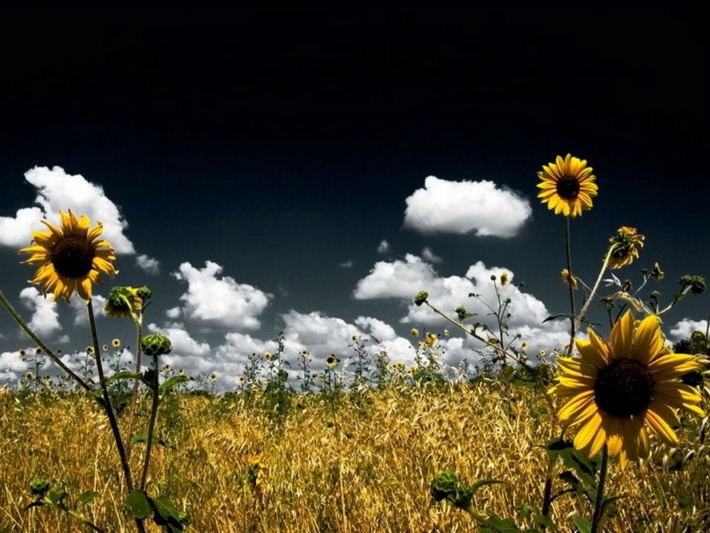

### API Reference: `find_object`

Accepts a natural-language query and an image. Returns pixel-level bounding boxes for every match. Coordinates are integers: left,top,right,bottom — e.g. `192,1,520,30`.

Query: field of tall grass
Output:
1,380,708,532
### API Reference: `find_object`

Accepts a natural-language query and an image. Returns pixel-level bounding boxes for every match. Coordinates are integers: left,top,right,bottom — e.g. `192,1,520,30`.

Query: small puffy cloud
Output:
353,254,437,300
669,319,708,343
171,261,272,330
421,247,443,264
377,239,390,254
339,260,354,269
136,254,160,274
0,166,135,253
71,294,106,326
404,176,531,237
19,287,62,337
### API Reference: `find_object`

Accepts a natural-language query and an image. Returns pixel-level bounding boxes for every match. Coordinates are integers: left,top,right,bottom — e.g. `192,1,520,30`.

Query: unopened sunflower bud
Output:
141,333,172,356
414,291,429,306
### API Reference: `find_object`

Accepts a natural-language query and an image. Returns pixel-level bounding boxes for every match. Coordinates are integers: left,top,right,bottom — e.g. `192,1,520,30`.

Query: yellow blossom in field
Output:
561,269,578,290
607,226,644,270
549,311,705,468
112,338,121,348
20,210,117,302
537,154,597,217
411,328,419,337
426,332,437,347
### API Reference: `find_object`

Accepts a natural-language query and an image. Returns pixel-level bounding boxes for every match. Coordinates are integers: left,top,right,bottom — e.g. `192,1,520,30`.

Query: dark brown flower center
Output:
595,358,654,417
556,175,580,200
51,236,95,279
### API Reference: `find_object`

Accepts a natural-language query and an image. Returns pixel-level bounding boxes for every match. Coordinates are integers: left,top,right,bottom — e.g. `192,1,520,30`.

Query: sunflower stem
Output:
125,319,144,459
0,289,93,392
575,247,614,335
564,216,576,356
87,300,134,492
590,444,609,533
140,353,161,491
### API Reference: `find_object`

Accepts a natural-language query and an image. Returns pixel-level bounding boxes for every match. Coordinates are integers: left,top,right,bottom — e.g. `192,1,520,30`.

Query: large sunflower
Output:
537,154,598,217
20,210,117,302
549,311,705,468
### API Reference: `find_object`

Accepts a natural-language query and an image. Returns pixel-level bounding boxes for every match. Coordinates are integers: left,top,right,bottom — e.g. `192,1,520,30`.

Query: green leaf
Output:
151,496,184,530
78,491,99,505
572,514,592,533
160,375,190,395
126,490,151,520
131,434,170,448
46,490,68,509
480,514,522,532
533,513,557,530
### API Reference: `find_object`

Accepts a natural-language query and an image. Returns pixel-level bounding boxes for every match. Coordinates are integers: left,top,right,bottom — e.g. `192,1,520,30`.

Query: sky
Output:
0,6,707,390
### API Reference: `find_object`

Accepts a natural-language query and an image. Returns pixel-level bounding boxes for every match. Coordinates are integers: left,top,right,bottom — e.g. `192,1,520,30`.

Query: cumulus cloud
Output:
19,287,62,337
0,166,135,253
404,176,531,237
148,322,212,358
136,254,160,274
171,261,272,330
354,255,568,351
669,319,708,343
377,239,390,254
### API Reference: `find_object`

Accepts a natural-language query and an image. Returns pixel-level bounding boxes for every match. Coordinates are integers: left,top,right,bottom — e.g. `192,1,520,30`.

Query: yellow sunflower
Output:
549,311,706,468
326,354,339,368
561,268,578,290
20,210,117,302
607,226,644,270
537,154,598,217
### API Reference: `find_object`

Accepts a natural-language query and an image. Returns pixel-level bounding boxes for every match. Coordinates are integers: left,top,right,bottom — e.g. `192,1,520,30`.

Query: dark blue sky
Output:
0,6,707,386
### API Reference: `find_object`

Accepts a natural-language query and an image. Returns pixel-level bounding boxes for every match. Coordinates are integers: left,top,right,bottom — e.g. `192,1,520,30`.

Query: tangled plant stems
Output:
420,155,708,531
0,210,188,532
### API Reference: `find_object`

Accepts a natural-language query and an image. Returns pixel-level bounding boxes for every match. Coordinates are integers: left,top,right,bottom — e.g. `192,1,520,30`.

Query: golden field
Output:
1,382,708,532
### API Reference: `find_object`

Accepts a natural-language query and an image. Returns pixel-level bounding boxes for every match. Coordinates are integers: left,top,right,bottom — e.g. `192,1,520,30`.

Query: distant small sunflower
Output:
521,342,529,351
393,361,406,371
263,351,273,361
102,344,109,352
86,346,95,355
18,349,26,358
326,354,339,368
539,349,546,357
112,338,121,348
209,374,217,383
411,328,419,337
425,332,437,347
537,154,597,217
300,350,310,358
20,210,117,302
607,226,644,270
237,376,246,385
25,371,33,380
178,368,185,376
549,311,706,468
163,364,172,372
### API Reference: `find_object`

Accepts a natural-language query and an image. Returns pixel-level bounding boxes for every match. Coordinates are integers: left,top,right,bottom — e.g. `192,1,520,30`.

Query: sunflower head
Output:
20,210,117,302
607,226,644,270
537,154,598,217
141,333,172,357
326,354,339,368
549,311,706,468
425,332,437,347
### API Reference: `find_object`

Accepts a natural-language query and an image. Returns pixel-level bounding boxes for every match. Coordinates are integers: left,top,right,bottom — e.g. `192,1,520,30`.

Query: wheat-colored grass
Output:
1,383,708,532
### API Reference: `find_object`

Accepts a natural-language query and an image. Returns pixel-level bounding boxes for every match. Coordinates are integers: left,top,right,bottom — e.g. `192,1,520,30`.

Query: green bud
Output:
414,291,429,306
141,333,172,356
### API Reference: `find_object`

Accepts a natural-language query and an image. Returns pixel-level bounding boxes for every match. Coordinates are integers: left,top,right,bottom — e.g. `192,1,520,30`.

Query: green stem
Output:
125,320,144,459
87,300,134,492
564,217,576,356
140,353,161,491
590,444,609,533
0,290,92,392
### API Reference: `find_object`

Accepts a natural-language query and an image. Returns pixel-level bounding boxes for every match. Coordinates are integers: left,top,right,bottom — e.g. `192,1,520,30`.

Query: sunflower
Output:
607,226,644,270
537,154,598,217
112,338,121,348
20,210,117,302
326,354,339,368
549,311,706,468
425,332,437,347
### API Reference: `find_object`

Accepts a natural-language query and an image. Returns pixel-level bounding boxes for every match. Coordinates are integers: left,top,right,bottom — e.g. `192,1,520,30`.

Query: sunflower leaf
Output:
572,514,592,533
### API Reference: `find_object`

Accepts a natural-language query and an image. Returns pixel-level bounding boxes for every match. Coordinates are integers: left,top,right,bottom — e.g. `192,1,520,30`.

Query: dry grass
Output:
1,383,708,532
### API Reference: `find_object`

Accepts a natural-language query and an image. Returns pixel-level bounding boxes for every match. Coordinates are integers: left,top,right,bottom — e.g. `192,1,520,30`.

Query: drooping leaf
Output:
572,514,592,533
160,375,191,395
78,491,99,505
126,490,151,520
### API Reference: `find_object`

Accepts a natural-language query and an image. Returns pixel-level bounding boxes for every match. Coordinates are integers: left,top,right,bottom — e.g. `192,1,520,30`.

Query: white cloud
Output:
171,261,272,330
19,287,62,337
136,254,160,274
354,255,568,351
339,260,354,269
147,322,212,358
0,166,135,253
377,239,390,254
404,176,531,237
421,247,443,264
70,294,106,326
669,319,708,343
